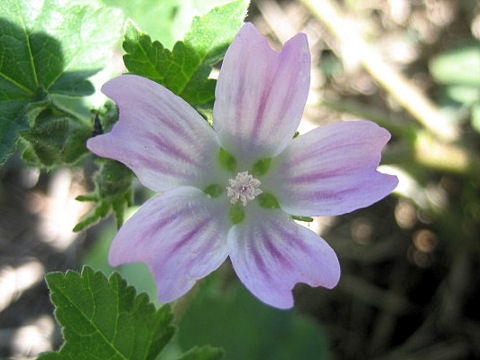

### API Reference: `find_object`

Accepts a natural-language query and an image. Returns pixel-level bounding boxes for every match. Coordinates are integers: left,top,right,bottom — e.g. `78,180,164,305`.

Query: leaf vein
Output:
53,274,129,360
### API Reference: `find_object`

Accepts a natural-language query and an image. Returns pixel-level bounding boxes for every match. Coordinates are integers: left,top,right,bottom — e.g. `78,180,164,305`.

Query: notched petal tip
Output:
228,210,342,309
214,23,312,161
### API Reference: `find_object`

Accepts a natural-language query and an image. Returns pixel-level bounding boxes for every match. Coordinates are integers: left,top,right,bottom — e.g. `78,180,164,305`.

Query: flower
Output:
87,23,398,309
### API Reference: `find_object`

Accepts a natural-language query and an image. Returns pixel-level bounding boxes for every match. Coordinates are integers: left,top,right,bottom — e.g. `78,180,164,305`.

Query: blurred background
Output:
1,0,479,359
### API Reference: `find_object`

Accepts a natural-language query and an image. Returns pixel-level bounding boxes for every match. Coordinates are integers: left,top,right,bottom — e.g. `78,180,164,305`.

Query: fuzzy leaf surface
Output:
0,0,123,165
122,0,249,106
74,157,134,232
37,267,175,360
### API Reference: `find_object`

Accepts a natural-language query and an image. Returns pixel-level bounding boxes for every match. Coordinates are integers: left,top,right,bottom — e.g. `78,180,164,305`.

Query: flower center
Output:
226,171,262,206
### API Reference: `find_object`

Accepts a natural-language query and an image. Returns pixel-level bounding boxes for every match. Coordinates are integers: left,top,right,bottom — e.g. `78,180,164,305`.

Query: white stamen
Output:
226,171,262,206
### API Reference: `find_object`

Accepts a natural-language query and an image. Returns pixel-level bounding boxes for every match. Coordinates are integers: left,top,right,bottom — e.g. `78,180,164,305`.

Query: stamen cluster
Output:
226,171,262,206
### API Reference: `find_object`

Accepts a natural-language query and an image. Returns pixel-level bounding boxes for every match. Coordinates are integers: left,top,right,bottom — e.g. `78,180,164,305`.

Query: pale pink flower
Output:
87,23,398,308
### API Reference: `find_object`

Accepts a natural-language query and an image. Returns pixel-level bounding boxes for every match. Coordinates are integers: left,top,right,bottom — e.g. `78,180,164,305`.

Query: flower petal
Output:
228,207,340,309
109,186,230,303
268,121,398,216
213,23,310,165
87,74,220,192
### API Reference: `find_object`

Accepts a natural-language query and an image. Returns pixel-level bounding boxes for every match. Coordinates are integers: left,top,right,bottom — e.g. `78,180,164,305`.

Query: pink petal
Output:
268,121,398,216
228,207,340,309
87,75,220,192
213,23,310,165
109,186,230,303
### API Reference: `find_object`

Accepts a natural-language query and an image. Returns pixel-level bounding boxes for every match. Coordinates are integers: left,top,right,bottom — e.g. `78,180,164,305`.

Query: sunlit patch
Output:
226,171,262,206
12,315,54,356
0,260,45,312
37,169,91,250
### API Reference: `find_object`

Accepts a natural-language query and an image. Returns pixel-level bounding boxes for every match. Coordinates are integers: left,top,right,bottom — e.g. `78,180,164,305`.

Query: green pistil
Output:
257,192,280,209
218,148,237,172
229,204,245,224
251,157,272,177
204,184,224,198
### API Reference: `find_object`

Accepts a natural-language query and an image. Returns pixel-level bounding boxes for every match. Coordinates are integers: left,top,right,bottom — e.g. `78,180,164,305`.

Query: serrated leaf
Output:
0,0,123,165
19,106,91,167
37,267,175,360
122,0,249,107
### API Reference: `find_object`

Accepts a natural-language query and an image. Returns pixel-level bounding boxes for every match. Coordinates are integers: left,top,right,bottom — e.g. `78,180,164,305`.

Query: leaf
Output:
100,0,179,49
38,267,175,360
38,267,224,360
430,42,480,86
177,273,330,360
176,346,224,360
19,105,91,167
471,103,480,133
74,158,134,232
122,0,249,107
0,0,123,165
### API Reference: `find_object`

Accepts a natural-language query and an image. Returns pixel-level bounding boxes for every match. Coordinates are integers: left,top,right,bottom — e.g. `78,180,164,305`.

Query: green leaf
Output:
74,159,134,232
101,0,179,49
19,106,91,167
122,0,249,106
0,0,123,165
176,346,224,360
471,103,480,133
38,267,225,360
443,85,480,106
430,42,480,86
37,267,175,360
177,272,330,360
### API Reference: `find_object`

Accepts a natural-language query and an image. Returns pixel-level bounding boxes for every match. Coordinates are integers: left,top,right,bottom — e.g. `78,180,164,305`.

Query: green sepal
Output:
251,157,272,177
218,147,237,172
204,184,224,198
99,101,119,133
291,215,314,222
257,192,280,209
251,158,272,176
73,159,133,232
229,204,245,224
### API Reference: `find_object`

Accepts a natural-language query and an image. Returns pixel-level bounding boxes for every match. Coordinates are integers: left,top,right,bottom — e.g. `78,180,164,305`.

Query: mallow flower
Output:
87,23,398,309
